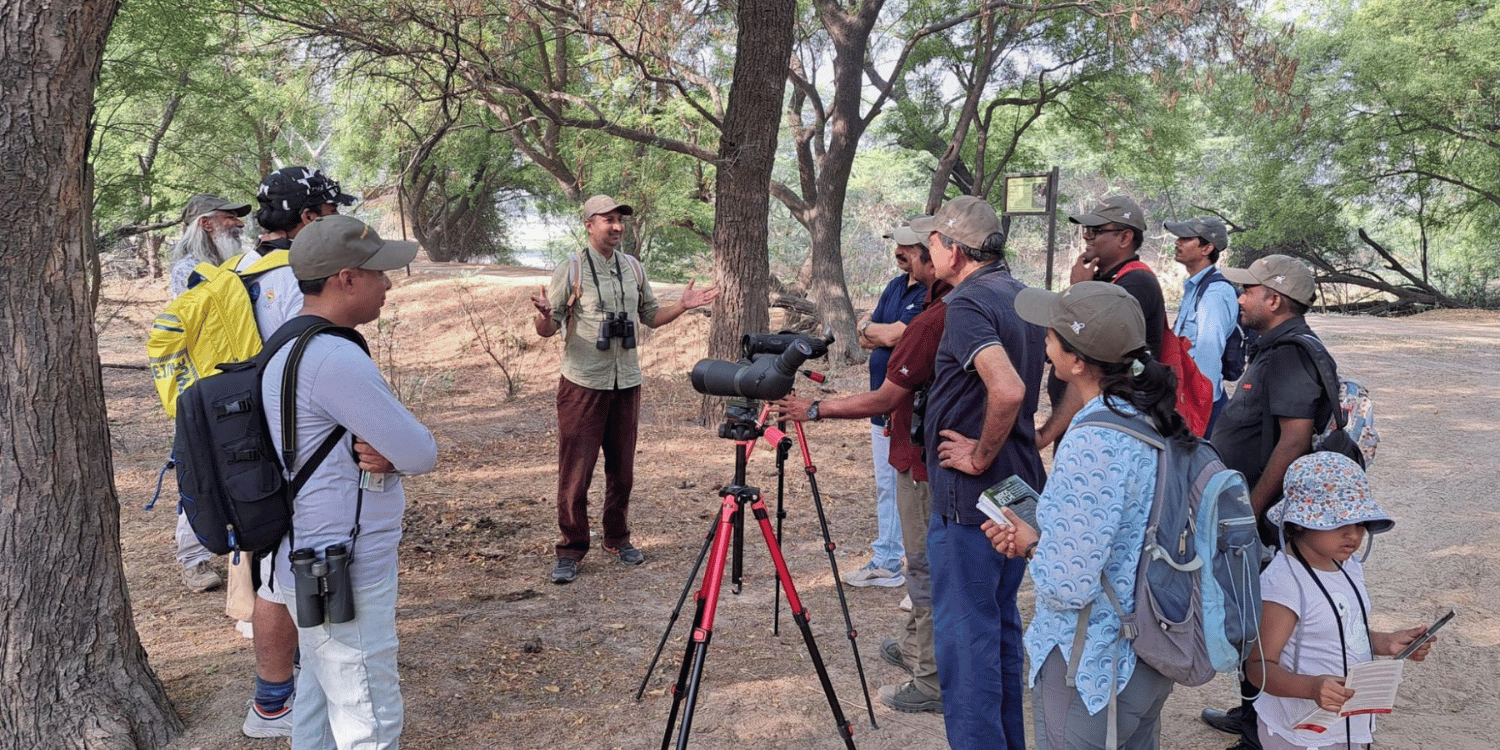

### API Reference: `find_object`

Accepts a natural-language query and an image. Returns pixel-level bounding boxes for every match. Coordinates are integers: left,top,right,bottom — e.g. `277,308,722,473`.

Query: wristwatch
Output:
806,401,822,421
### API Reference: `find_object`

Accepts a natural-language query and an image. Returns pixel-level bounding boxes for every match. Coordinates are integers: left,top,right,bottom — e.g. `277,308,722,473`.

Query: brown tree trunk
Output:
700,0,797,422
0,0,183,747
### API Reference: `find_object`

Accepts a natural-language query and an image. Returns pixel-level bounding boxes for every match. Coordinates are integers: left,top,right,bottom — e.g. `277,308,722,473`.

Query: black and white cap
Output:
257,167,357,213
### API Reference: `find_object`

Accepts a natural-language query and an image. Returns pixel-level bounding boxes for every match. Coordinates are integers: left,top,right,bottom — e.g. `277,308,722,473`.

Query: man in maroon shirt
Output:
774,220,953,716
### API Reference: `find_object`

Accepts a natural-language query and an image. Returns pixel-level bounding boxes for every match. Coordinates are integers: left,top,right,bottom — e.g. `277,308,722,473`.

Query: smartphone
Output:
1395,609,1455,660
976,475,1039,529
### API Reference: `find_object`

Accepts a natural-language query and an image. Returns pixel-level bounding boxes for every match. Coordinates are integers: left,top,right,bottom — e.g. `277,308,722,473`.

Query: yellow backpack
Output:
146,251,289,417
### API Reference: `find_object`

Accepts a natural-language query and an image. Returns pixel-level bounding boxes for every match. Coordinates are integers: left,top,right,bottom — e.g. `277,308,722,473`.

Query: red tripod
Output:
648,405,864,749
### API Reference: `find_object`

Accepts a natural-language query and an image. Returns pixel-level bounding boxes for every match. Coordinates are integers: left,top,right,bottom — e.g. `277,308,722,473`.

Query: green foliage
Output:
93,1,329,239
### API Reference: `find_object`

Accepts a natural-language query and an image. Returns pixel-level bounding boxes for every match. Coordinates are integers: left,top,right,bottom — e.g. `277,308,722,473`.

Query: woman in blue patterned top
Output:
990,281,1194,750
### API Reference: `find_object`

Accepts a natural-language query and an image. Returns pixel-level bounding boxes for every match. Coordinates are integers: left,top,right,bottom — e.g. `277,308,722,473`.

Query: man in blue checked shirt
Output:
1166,216,1239,435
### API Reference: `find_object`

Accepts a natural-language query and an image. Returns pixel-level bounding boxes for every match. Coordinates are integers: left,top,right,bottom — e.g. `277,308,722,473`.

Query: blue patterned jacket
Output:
1024,395,1158,714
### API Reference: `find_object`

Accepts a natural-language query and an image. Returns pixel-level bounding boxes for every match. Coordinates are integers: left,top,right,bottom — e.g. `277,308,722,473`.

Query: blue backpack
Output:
1190,269,1252,381
1070,410,1263,689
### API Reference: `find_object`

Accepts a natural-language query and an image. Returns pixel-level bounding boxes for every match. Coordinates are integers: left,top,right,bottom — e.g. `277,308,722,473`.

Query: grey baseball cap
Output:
1221,254,1316,306
1069,195,1146,232
290,215,419,281
181,194,251,225
884,218,929,248
910,197,1002,249
582,194,634,220
1014,282,1147,364
1164,216,1229,252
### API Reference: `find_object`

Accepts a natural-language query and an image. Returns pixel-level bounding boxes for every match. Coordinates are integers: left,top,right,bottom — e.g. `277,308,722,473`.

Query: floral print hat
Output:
1268,452,1395,535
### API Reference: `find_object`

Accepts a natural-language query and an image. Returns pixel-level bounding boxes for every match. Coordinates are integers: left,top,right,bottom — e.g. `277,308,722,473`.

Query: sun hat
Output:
1163,216,1229,252
1220,254,1316,306
884,218,929,248
1267,452,1394,534
581,194,634,220
180,194,251,225
1068,195,1146,232
257,167,357,213
290,215,419,281
910,197,1002,249
1014,281,1147,364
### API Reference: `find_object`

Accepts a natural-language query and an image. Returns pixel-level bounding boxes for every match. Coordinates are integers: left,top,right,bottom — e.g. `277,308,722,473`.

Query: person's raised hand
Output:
681,278,720,309
531,285,551,317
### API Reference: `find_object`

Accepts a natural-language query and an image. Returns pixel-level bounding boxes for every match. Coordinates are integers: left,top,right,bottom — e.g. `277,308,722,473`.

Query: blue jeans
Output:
929,514,1027,749
291,567,402,749
869,424,904,571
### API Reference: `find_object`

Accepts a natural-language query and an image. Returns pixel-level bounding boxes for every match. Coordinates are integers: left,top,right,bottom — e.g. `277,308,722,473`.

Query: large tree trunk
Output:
0,1,183,748
702,0,797,421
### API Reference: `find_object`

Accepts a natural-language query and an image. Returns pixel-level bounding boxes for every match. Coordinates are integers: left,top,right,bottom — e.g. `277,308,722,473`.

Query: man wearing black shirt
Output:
1201,254,1336,750
1038,195,1166,447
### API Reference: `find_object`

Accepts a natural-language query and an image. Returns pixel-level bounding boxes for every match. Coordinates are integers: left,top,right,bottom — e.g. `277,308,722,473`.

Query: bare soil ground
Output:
97,265,1500,750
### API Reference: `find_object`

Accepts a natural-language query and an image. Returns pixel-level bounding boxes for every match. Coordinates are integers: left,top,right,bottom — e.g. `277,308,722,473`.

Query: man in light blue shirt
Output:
1166,216,1239,434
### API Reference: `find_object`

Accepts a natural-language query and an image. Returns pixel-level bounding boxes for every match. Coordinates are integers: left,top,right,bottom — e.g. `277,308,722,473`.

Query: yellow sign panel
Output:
1004,174,1051,215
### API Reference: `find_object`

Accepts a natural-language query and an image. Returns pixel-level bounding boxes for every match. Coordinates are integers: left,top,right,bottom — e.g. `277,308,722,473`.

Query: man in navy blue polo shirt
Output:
914,196,1046,749
846,238,927,588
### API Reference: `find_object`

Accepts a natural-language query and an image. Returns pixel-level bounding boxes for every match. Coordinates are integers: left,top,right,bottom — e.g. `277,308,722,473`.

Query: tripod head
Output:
718,398,764,441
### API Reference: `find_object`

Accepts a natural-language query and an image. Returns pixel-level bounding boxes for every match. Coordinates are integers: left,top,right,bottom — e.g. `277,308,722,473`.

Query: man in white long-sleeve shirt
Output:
264,215,438,749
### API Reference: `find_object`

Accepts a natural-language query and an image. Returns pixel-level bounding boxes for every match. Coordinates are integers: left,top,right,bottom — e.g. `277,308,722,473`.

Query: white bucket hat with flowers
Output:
1268,452,1394,559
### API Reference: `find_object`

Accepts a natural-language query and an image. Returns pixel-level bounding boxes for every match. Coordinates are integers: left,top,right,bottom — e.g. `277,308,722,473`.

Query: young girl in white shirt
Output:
1249,452,1435,750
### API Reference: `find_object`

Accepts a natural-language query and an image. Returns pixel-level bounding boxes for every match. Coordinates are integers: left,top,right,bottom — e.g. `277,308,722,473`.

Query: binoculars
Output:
595,310,637,350
290,543,356,628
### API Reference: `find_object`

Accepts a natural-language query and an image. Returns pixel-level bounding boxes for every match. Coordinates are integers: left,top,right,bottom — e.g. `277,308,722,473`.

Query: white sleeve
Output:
304,339,438,475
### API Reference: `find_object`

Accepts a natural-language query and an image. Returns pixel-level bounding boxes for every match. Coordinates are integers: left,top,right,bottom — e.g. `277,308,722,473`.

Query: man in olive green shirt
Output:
530,195,718,583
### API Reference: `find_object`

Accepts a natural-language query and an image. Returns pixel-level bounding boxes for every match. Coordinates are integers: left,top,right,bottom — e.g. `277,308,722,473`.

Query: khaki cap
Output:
1069,195,1146,232
581,194,634,220
1220,254,1316,306
883,218,929,248
1164,216,1229,252
181,194,251,226
910,197,1002,249
1014,281,1146,363
290,215,419,281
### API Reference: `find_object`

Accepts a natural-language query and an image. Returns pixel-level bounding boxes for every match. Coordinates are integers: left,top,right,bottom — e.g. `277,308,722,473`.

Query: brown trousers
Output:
555,377,641,560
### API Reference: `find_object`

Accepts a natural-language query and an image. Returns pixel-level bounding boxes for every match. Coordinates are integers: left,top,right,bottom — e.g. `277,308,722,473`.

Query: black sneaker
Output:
604,542,645,565
1201,705,1251,736
551,558,578,584
879,638,912,675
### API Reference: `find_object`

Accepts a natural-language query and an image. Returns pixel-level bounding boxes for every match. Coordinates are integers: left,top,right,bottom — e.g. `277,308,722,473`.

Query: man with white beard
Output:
169,194,252,297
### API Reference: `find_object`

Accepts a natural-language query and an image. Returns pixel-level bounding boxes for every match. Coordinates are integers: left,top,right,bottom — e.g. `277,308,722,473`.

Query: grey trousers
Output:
894,469,939,698
1034,647,1173,750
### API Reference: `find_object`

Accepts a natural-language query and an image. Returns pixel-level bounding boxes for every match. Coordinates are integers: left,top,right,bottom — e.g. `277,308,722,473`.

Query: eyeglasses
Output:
1081,226,1128,240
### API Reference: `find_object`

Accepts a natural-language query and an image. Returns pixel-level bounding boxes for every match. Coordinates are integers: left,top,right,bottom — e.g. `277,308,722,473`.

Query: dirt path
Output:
99,272,1498,749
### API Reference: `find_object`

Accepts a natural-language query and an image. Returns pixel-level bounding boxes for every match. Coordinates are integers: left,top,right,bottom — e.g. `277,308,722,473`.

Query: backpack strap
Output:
1115,259,1154,281
565,252,583,312
1256,333,1346,463
1068,408,1164,750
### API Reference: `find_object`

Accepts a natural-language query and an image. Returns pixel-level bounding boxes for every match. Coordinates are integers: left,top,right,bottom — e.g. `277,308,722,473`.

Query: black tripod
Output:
638,402,873,749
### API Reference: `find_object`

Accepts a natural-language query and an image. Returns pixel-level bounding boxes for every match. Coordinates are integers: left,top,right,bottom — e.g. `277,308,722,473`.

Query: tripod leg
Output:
794,424,880,729
773,429,789,635
663,493,738,750
638,510,722,701
747,494,858,749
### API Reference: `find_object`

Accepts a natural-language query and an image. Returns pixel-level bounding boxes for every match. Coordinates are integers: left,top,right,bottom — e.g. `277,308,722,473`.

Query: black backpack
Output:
173,315,366,557
1191,269,1254,381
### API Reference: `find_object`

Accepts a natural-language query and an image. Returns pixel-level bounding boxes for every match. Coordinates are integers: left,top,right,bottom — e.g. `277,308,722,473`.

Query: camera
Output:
595,311,638,350
290,543,356,627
